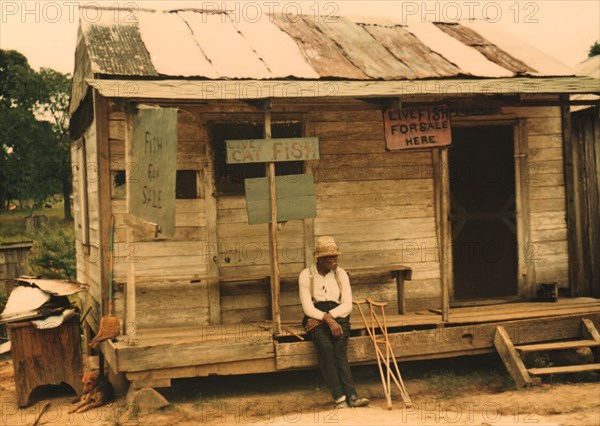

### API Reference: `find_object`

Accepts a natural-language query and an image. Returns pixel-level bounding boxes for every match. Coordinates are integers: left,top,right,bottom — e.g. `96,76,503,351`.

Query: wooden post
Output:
561,96,585,296
125,111,137,346
265,109,282,336
204,120,221,324
434,149,451,321
440,148,451,321
95,94,111,321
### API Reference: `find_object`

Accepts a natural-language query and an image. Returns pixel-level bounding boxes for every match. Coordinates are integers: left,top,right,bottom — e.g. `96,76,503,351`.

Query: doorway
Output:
449,126,518,300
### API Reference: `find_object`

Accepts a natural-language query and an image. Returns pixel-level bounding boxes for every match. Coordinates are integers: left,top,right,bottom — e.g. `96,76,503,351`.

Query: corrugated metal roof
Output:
81,13,158,76
571,56,600,112
434,23,536,74
78,6,575,80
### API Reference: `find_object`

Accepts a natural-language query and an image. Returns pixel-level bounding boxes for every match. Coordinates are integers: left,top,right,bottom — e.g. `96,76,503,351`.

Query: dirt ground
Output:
1,355,598,426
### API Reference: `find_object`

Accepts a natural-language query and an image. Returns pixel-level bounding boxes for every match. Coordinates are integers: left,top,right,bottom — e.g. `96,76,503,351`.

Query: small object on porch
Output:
353,298,412,409
532,282,558,302
91,216,120,349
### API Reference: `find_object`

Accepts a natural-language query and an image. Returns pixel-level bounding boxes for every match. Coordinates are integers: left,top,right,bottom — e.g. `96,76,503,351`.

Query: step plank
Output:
528,363,600,375
516,339,600,352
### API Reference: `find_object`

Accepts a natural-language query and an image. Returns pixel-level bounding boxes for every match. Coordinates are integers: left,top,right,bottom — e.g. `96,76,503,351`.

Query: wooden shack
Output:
69,7,600,396
0,242,33,285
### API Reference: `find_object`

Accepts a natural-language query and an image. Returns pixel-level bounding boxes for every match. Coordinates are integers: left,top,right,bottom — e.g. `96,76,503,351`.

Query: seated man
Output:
299,236,370,409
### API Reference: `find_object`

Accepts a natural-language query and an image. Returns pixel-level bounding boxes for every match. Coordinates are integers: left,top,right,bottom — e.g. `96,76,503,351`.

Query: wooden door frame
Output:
441,118,534,304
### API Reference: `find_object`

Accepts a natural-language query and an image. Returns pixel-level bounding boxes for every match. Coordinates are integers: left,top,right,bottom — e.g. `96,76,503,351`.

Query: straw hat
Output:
314,236,341,258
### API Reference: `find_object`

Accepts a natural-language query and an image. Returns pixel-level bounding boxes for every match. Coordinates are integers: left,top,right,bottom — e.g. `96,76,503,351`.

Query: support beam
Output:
494,326,532,388
582,318,600,362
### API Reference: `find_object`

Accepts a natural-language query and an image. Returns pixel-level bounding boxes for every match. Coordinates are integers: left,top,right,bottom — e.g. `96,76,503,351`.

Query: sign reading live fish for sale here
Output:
384,105,451,150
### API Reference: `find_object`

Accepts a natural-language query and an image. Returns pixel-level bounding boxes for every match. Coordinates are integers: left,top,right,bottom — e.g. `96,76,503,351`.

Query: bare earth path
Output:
1,357,598,425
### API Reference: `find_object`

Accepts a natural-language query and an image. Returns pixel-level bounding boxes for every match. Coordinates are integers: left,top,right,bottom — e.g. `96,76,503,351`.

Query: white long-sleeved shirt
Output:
299,264,353,320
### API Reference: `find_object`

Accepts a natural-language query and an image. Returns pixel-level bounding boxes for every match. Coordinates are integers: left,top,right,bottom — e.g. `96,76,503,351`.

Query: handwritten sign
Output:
129,108,177,237
245,174,316,224
384,105,451,150
225,137,319,164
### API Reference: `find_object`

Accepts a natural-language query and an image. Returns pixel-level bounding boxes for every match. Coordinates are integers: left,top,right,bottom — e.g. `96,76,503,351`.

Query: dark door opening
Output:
449,126,518,300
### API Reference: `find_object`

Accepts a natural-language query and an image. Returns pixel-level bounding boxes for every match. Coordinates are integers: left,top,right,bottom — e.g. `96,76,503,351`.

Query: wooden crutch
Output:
366,298,412,406
354,300,392,408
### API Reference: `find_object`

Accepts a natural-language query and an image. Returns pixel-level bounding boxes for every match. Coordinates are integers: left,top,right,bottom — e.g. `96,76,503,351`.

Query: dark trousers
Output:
307,303,357,400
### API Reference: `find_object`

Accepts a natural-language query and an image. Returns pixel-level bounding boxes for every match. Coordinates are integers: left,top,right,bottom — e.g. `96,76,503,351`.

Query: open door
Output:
449,126,518,300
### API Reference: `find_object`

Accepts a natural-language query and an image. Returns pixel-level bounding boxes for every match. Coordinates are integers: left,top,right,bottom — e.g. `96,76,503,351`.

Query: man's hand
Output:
305,318,322,332
323,313,343,338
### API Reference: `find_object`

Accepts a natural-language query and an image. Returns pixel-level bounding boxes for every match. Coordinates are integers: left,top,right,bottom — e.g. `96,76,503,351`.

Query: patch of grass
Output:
532,353,554,369
1,197,75,280
0,200,71,243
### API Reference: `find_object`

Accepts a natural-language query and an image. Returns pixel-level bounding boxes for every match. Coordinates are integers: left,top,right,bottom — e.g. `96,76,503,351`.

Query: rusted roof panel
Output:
360,23,461,78
271,15,368,79
82,20,157,76
435,23,536,74
312,16,417,79
405,22,513,77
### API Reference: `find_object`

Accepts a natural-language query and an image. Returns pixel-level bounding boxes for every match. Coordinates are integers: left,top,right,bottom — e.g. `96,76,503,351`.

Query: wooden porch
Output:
100,298,600,389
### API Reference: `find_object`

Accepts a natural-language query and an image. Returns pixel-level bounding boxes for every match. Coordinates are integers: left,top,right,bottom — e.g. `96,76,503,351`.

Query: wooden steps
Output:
494,318,600,387
516,339,600,352
528,364,600,375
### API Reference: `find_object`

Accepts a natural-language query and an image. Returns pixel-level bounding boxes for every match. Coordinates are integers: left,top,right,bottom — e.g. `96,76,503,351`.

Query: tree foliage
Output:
589,41,600,57
30,226,76,280
0,49,72,218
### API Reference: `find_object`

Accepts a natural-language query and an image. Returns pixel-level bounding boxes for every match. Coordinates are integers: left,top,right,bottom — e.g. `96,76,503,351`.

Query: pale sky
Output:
0,0,598,75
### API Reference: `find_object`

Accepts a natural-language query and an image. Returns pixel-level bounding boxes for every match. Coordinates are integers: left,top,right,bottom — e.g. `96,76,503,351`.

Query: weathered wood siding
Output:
216,195,306,322
92,99,570,329
503,105,569,287
107,106,211,327
72,121,103,329
309,110,439,312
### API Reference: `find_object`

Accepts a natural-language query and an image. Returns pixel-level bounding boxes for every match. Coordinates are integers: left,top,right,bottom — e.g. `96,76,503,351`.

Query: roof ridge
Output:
78,5,156,13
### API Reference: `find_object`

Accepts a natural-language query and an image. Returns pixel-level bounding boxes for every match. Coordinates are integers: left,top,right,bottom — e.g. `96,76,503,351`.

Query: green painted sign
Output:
129,108,177,237
226,137,319,164
245,174,316,224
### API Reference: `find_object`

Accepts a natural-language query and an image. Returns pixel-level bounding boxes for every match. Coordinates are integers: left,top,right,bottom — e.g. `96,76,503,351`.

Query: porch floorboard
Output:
103,298,600,377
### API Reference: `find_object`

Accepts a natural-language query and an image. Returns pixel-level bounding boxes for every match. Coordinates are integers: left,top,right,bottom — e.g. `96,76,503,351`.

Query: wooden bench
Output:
266,264,413,315
344,264,412,314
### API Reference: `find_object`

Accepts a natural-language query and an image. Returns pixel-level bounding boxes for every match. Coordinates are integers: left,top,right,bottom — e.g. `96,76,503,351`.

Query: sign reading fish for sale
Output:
384,105,452,150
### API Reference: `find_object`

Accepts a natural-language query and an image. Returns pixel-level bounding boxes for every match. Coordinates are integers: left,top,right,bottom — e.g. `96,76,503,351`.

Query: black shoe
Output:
348,395,369,407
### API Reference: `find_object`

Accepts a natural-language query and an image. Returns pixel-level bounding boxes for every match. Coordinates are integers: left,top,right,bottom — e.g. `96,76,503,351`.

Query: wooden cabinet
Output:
8,317,83,407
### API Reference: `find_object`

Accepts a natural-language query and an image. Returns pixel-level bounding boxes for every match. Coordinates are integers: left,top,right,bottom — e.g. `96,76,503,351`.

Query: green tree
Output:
30,226,76,279
589,41,600,57
0,50,72,218
37,68,73,221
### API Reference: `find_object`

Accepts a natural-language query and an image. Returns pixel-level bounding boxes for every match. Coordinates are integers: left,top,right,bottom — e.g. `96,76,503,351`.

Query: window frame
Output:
208,118,305,196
